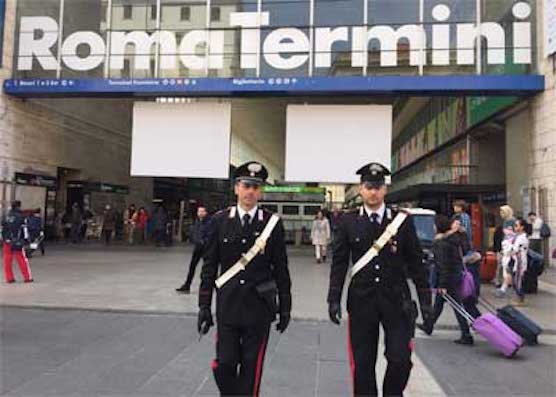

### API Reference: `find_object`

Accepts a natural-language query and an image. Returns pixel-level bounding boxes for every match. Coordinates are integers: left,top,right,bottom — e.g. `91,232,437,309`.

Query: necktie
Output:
242,214,251,231
370,213,379,225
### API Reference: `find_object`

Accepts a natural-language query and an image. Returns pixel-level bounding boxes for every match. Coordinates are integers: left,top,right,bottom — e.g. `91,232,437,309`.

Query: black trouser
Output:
102,229,113,245
348,294,413,396
154,229,165,246
432,286,472,337
213,321,270,396
183,244,204,288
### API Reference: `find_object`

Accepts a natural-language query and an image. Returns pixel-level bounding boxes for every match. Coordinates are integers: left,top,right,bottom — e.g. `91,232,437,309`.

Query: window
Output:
180,6,191,21
123,5,132,20
210,6,221,22
303,206,321,216
261,204,278,213
283,205,300,215
151,5,156,20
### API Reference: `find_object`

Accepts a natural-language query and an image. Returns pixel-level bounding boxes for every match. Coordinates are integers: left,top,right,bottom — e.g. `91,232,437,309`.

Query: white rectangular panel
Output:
131,102,231,178
285,105,392,184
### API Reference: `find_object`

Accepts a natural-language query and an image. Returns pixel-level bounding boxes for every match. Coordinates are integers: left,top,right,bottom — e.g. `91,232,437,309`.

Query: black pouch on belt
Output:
255,280,278,317
402,299,419,338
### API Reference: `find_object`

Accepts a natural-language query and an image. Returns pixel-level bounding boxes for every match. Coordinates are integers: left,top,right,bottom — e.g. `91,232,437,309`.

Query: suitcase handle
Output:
477,297,497,313
441,293,476,324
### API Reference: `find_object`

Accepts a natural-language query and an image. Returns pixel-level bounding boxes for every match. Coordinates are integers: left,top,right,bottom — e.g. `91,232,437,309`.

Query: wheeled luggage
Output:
443,294,523,357
480,298,542,345
480,251,497,282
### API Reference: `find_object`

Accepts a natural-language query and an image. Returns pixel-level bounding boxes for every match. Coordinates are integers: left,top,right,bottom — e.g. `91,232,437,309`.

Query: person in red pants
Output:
2,201,33,283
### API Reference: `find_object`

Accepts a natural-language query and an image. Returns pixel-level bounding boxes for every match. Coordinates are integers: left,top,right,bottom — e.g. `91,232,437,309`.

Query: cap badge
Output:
248,163,262,173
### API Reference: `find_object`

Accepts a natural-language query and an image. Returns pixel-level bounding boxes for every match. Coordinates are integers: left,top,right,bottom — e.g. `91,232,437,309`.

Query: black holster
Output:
255,280,278,319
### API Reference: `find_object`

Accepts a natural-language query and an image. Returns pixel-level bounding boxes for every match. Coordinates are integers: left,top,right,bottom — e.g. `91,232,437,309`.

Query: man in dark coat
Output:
197,161,292,396
327,162,432,397
176,205,211,294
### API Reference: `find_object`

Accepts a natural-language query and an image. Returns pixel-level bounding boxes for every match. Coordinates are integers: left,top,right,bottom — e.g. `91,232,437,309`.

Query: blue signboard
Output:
2,75,545,98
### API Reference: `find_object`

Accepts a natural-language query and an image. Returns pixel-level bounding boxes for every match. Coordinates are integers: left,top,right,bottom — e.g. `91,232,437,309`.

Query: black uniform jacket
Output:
199,207,292,326
327,207,431,314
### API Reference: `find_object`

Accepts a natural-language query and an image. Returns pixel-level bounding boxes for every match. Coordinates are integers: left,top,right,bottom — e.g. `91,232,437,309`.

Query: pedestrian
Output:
418,215,474,345
81,206,94,242
495,205,516,287
102,204,117,245
26,208,45,257
151,204,168,247
176,206,211,294
453,199,472,247
1,201,33,283
311,209,331,263
62,207,72,242
197,161,292,396
527,212,544,254
132,208,148,244
124,204,136,244
496,221,520,299
330,208,342,242
327,162,432,396
69,203,82,244
507,218,529,306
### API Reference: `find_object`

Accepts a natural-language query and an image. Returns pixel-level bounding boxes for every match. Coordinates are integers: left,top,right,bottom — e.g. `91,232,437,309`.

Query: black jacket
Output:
327,207,431,313
199,207,292,326
2,209,28,247
432,233,464,289
189,217,211,246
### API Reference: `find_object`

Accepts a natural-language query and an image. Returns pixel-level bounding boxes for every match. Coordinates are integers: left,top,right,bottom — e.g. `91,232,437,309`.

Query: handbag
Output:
460,265,476,299
458,246,476,299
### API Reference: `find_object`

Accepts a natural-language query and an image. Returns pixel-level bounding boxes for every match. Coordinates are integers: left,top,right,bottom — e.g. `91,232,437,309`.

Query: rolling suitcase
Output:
443,294,523,357
479,298,542,345
480,251,497,282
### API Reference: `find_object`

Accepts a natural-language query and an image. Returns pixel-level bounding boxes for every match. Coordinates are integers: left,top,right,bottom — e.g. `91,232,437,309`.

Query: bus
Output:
259,186,326,244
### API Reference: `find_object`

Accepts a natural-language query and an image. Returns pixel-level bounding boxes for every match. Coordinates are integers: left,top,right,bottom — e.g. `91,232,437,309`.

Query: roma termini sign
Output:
18,2,533,73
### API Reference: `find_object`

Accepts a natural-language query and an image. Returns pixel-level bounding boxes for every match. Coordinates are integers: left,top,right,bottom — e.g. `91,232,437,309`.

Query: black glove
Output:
328,301,341,325
197,307,213,335
276,312,290,333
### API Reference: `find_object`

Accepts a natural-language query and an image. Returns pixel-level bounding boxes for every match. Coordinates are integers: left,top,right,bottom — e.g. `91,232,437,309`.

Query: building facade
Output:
1,0,553,258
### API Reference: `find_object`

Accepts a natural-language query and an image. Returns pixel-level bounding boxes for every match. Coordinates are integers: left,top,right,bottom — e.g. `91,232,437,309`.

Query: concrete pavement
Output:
1,244,555,331
1,244,556,396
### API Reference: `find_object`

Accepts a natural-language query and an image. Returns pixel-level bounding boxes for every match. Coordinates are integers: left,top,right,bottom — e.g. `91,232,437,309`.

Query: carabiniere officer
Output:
197,161,292,396
327,162,433,397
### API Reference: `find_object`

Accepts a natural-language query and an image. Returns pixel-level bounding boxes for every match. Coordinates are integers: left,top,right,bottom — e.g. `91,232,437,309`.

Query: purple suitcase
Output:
442,294,523,358
472,313,523,357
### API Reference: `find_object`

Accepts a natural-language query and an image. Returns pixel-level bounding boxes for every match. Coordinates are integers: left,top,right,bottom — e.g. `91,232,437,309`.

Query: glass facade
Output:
13,0,537,79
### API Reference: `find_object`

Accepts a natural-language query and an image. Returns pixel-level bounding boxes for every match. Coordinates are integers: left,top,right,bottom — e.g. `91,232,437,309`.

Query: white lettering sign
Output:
17,3,532,72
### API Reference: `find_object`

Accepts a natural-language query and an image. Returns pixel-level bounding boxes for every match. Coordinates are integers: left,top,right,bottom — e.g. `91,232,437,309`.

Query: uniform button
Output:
242,239,246,244
375,265,380,270
239,279,245,285
375,277,380,283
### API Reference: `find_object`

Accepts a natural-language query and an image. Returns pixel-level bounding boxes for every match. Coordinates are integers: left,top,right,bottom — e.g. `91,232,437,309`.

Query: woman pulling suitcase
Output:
418,215,479,345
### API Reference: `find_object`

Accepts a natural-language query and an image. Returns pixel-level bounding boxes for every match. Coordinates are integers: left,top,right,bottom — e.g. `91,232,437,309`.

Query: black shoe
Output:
454,336,474,345
176,285,190,294
6,279,15,284
322,256,327,262
24,279,34,283
417,322,434,336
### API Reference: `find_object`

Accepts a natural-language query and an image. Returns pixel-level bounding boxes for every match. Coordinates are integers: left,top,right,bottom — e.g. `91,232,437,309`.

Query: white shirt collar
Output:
237,205,258,223
364,202,386,223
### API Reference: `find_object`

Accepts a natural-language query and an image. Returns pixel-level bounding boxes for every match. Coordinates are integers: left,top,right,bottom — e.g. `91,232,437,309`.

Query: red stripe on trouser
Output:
3,244,32,281
253,337,267,397
347,315,356,397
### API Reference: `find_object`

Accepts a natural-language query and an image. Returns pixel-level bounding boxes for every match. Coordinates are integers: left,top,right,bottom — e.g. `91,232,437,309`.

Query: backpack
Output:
540,223,551,239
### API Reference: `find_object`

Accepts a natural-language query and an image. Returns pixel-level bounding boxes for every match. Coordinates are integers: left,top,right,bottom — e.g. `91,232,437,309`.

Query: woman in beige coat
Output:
311,210,331,263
